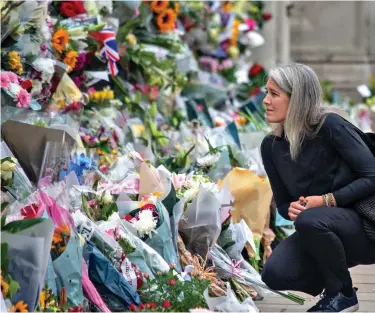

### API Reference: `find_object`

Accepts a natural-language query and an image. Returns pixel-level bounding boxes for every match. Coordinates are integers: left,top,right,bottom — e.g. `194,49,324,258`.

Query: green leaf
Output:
81,194,93,221
1,243,9,275
8,280,20,299
2,218,44,234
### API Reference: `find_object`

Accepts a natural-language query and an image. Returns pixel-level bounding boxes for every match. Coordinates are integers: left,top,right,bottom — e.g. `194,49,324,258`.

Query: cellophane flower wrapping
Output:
209,245,271,297
1,141,35,202
36,184,85,306
98,212,171,278
1,218,55,311
179,186,222,258
38,141,74,188
204,282,258,313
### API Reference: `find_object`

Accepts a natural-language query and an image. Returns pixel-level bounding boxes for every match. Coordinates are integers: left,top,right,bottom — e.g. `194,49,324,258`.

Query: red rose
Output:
21,79,32,91
249,64,264,77
168,279,176,285
129,304,137,312
150,302,157,309
263,12,272,21
60,1,86,18
163,300,171,309
139,304,145,310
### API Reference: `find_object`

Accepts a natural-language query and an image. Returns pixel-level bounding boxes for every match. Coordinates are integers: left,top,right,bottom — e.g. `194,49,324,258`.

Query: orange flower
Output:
222,1,232,13
151,0,169,13
156,8,176,33
52,29,69,53
174,1,179,14
9,300,28,312
1,277,9,298
63,50,78,73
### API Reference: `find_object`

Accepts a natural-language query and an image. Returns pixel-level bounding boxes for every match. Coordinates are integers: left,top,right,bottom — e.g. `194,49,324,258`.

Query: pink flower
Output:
245,18,257,31
143,272,149,279
149,86,159,101
168,279,176,285
88,87,96,94
172,173,186,190
15,88,31,109
1,72,11,89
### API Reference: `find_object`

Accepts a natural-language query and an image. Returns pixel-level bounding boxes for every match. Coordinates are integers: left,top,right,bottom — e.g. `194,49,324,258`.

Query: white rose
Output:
1,159,17,172
102,190,113,204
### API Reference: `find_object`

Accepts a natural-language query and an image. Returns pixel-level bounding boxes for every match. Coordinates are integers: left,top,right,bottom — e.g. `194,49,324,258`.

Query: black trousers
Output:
261,207,375,296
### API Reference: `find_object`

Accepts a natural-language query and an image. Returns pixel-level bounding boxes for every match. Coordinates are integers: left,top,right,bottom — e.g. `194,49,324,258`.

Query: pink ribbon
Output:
230,259,243,276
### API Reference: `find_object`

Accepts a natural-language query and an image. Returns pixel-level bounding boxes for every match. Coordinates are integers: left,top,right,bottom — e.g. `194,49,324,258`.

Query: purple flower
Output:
74,52,87,71
71,76,82,88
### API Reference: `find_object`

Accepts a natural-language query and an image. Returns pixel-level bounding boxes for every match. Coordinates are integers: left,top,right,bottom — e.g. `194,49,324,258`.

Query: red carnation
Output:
249,64,264,77
163,300,171,309
150,302,157,309
129,304,137,312
140,203,156,211
139,303,145,310
60,1,86,18
124,214,133,221
21,79,32,92
263,12,272,21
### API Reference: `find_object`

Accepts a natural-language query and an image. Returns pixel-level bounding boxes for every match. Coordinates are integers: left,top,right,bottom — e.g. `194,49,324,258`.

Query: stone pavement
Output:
256,264,375,312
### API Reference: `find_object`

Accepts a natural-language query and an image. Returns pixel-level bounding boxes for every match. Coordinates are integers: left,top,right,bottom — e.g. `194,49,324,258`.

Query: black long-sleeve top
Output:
261,113,375,220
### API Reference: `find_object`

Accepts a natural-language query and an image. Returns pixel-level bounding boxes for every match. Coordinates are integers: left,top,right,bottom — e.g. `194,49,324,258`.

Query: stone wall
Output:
252,1,375,102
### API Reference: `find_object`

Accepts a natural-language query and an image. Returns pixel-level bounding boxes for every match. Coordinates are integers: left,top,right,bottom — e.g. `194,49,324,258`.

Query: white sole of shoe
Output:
339,303,359,312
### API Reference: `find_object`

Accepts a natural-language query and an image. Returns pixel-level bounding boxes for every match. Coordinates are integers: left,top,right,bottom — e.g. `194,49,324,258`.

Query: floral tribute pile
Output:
6,0,367,312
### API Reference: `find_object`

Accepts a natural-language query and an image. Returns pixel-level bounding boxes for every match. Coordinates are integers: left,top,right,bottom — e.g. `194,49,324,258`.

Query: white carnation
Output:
133,210,158,238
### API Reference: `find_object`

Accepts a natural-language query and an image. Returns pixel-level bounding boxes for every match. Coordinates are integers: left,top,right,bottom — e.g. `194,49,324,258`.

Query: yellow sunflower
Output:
151,0,169,14
9,301,28,312
156,8,176,33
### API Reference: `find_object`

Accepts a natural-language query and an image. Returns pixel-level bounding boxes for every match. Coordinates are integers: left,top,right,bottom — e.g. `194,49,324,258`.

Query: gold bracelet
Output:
328,193,337,207
322,194,329,207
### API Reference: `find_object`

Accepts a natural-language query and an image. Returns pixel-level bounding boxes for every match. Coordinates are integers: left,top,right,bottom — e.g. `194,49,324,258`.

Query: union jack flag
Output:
89,28,119,76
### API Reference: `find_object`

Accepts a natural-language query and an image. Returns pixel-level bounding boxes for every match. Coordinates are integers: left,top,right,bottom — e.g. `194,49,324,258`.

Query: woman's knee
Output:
261,258,288,290
294,207,327,233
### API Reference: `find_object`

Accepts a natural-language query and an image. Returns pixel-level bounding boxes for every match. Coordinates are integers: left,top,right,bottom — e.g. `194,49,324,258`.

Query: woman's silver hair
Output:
268,63,348,161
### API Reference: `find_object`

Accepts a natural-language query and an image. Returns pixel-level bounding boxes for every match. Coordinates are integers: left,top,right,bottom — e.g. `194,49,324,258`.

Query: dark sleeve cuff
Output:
277,202,290,221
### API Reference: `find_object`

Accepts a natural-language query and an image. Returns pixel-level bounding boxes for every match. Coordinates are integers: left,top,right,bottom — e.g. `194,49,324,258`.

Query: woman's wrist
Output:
322,193,337,207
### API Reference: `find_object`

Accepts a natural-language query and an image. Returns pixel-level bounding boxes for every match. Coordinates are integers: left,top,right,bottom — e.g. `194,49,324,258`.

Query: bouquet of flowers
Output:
124,197,182,272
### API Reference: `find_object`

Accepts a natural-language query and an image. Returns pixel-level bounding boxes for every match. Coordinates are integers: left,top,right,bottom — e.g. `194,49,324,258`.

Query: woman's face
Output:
263,78,290,124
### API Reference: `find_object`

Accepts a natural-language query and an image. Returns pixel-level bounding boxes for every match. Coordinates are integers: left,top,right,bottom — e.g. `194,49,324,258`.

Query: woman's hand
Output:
288,199,306,221
304,196,324,209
